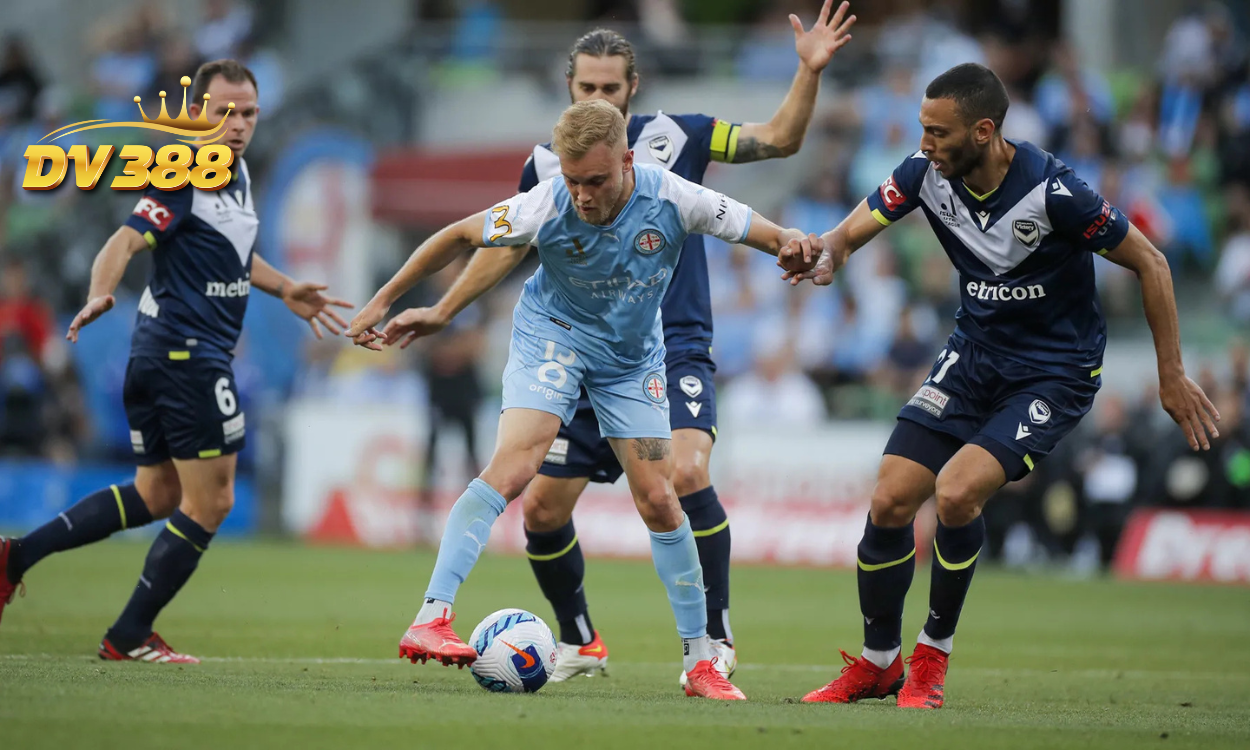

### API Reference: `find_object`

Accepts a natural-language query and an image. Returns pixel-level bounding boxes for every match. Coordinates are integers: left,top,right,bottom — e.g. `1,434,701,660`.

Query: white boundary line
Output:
2,653,1247,680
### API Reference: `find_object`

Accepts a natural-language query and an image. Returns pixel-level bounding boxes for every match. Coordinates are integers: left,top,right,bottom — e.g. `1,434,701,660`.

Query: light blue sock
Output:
649,515,708,639
424,478,508,604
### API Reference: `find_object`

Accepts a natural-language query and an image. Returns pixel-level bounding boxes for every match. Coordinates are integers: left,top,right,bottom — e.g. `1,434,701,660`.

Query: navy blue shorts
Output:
537,348,717,484
885,333,1100,481
123,356,246,464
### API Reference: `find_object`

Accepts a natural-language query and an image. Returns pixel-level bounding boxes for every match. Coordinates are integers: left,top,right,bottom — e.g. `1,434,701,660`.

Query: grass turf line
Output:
1,540,1247,749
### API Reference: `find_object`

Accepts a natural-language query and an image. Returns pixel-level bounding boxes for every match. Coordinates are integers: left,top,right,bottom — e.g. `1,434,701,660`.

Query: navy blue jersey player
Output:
0,60,352,661
384,3,856,684
780,64,1219,709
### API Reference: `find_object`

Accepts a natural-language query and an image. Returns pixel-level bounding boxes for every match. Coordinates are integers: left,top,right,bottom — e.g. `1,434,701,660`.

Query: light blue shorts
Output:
501,321,670,440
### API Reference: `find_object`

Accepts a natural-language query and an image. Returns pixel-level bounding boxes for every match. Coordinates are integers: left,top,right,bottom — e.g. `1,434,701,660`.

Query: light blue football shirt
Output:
482,163,752,366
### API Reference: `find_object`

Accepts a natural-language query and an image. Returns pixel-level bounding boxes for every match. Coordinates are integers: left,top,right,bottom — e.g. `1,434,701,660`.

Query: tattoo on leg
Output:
732,135,786,163
632,438,671,461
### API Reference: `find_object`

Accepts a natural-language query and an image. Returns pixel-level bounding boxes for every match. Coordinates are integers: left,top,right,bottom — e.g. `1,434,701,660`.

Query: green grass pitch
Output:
1,540,1248,749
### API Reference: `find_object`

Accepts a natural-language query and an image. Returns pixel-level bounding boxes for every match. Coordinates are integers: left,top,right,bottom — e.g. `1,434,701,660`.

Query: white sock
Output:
683,635,712,673
917,629,953,654
415,597,454,625
861,646,900,670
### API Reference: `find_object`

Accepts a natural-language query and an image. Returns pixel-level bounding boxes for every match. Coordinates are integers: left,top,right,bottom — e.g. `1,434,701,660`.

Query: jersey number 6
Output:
214,377,237,416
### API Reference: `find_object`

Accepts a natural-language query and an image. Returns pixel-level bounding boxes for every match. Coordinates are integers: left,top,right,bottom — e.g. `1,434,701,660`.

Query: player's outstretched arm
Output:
779,199,886,286
345,212,488,350
732,0,855,162
251,254,354,340
66,225,150,343
383,244,530,350
740,214,809,257
1103,224,1220,451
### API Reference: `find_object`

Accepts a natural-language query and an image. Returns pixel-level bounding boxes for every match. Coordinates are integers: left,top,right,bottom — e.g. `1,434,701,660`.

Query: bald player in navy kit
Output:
781,63,1219,710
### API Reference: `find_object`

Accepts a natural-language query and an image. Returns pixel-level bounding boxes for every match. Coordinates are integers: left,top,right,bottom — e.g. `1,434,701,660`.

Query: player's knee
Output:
671,460,710,498
934,479,983,527
136,471,181,519
479,463,534,503
183,487,235,532
522,491,572,533
634,485,682,531
869,485,921,527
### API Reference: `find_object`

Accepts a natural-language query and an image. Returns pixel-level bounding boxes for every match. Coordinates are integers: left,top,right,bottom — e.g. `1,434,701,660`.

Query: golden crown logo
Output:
40,76,236,145
22,74,238,192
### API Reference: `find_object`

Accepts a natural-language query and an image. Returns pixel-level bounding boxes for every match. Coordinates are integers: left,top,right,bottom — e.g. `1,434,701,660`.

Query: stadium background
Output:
0,0,1249,580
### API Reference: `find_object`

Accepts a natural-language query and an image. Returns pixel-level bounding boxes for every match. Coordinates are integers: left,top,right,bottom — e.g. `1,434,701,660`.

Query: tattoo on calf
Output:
732,135,786,163
632,438,671,461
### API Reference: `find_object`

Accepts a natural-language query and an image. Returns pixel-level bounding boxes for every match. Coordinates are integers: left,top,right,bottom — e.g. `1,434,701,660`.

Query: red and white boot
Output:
98,632,200,664
801,649,904,704
398,608,477,668
683,657,747,701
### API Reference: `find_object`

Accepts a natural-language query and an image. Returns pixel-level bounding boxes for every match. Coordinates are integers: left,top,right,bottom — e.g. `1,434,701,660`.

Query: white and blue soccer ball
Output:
468,608,558,693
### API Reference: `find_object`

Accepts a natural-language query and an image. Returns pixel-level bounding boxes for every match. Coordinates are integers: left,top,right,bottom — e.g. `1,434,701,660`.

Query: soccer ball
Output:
468,608,558,693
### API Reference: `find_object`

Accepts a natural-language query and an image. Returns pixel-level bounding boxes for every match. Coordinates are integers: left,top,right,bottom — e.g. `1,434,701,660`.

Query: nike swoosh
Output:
581,644,604,655
499,639,536,669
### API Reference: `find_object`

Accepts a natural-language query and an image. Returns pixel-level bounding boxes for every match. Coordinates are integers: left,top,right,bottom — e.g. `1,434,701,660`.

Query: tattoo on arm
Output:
732,134,786,164
276,280,286,297
631,438,671,461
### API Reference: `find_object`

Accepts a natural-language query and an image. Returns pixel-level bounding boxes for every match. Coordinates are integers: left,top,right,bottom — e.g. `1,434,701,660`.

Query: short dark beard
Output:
946,132,986,181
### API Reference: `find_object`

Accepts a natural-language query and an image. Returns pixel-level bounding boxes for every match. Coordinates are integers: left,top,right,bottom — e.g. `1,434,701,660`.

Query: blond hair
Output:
551,99,627,160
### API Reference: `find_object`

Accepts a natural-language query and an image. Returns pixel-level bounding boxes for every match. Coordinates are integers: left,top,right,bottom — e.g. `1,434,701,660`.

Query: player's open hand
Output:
792,0,856,74
1159,373,1221,451
381,307,450,349
345,298,391,351
66,295,115,343
283,282,353,340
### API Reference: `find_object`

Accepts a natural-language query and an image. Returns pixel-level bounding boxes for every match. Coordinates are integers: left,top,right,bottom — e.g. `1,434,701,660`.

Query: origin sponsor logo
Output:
965,280,1046,302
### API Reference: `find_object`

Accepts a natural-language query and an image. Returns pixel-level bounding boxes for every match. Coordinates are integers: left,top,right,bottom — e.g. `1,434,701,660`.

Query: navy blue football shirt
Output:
518,112,743,357
866,140,1129,376
124,160,259,361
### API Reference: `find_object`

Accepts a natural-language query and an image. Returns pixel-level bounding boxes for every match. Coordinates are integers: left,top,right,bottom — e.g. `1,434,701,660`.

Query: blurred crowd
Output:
708,0,1250,427
0,0,1247,562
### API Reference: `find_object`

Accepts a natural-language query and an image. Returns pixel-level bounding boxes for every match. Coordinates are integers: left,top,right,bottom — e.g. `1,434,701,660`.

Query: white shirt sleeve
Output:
658,169,752,244
481,178,560,247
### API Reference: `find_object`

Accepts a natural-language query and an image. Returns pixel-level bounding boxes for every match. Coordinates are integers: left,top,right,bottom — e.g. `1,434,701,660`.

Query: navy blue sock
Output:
106,510,213,650
680,487,732,643
525,521,593,646
857,514,916,651
9,484,154,582
925,515,985,641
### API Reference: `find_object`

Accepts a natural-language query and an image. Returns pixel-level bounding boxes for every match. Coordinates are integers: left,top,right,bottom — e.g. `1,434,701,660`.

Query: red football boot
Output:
897,643,949,709
683,657,747,701
0,538,24,627
801,649,905,703
98,632,200,664
398,609,477,668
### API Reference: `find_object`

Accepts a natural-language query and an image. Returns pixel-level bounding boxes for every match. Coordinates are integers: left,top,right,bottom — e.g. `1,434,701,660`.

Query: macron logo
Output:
205,278,251,298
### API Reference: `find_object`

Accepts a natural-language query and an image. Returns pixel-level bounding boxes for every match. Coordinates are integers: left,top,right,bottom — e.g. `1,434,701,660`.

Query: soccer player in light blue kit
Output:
347,99,816,700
